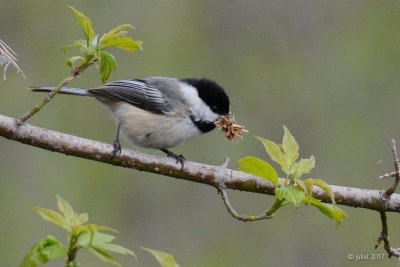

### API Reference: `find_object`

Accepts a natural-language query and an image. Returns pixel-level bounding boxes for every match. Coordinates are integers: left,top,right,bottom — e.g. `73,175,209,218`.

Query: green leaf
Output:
77,212,89,225
304,178,336,205
67,262,79,267
76,232,115,248
305,196,347,227
296,179,307,194
281,126,299,173
101,24,134,41
94,243,136,259
238,156,278,187
57,195,78,227
275,185,305,208
32,206,67,230
301,155,315,173
20,235,67,267
87,247,122,267
255,136,285,168
99,51,117,83
76,230,121,248
77,223,118,238
82,231,136,266
99,24,143,52
62,39,86,53
66,56,84,67
289,156,315,180
68,6,95,43
80,46,97,57
99,24,133,45
92,231,117,243
75,231,94,247
101,36,143,52
141,247,180,267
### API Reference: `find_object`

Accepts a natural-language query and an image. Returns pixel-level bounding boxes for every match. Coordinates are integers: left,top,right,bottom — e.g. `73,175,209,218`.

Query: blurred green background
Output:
2,0,400,266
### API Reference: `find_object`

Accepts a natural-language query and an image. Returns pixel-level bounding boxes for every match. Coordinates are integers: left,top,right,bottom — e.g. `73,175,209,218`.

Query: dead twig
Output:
0,39,26,81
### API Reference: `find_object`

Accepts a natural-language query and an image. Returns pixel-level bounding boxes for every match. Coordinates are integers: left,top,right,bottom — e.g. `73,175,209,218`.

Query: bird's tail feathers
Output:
30,86,91,96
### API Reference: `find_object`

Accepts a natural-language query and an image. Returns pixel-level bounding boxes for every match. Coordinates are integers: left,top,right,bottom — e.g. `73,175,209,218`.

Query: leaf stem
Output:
267,198,286,216
66,233,80,267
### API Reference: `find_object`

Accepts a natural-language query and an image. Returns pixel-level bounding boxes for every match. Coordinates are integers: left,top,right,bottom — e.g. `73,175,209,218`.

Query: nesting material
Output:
214,114,248,141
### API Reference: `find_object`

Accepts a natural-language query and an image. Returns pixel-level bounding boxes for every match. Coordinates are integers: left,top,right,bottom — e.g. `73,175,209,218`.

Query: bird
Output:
31,77,230,168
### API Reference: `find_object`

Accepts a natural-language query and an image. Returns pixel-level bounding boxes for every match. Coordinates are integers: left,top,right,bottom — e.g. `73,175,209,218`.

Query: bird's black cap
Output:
181,78,230,115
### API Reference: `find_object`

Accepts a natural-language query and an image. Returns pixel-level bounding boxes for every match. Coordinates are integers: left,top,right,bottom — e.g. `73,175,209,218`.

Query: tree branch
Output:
1,113,400,212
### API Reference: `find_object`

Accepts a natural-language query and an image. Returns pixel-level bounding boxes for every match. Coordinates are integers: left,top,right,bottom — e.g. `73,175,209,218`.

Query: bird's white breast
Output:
113,103,202,149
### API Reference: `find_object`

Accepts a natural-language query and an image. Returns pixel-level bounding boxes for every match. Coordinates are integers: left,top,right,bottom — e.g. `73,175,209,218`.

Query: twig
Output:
221,157,230,168
17,76,73,124
217,184,273,222
375,211,400,258
375,140,400,259
382,139,400,199
379,171,398,179
16,59,96,124
1,113,400,212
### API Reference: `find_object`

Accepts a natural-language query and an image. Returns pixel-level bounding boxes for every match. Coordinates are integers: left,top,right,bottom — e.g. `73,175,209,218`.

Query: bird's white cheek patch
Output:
179,83,219,122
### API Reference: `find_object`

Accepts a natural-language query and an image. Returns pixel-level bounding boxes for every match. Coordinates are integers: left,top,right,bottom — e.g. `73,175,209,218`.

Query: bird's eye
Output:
211,105,218,111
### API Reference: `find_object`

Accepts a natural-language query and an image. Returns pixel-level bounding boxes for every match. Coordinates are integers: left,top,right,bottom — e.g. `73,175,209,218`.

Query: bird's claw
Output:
176,154,186,169
160,149,186,169
167,153,186,169
112,139,122,156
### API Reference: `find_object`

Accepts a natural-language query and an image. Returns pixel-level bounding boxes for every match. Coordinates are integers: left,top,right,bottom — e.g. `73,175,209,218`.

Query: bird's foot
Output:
161,149,186,169
112,139,122,156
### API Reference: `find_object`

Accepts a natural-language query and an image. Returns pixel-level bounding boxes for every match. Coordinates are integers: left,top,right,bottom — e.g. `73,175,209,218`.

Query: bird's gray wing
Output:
90,79,172,114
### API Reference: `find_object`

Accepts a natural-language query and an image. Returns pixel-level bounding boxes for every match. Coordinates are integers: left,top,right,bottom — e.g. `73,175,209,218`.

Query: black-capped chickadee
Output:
31,77,230,167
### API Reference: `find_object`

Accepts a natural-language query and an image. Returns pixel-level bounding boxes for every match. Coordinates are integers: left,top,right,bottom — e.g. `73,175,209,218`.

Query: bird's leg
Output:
112,123,122,156
161,149,186,169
